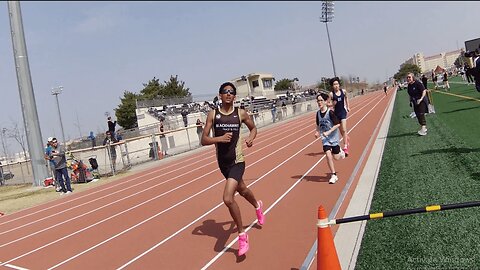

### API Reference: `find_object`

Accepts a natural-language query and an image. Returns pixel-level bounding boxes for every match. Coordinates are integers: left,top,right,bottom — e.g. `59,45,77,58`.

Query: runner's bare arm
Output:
240,108,257,147
343,89,350,112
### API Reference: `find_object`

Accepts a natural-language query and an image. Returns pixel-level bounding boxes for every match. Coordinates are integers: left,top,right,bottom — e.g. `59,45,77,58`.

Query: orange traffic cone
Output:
317,205,341,270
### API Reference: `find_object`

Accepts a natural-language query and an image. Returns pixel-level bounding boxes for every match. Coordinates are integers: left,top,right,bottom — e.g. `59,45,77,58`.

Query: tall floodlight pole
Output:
320,1,337,77
51,86,67,147
7,1,49,186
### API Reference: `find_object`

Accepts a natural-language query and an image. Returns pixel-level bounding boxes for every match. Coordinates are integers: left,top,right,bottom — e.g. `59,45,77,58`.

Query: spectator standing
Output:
252,108,259,124
473,49,480,92
0,161,3,185
431,70,439,89
159,121,168,156
116,131,123,141
181,108,189,127
201,82,265,257
314,93,346,184
292,96,298,114
87,131,96,148
196,118,204,146
421,74,428,89
103,131,119,172
44,137,61,191
406,73,428,136
464,63,474,85
49,138,72,194
270,101,277,123
443,71,450,90
107,117,117,137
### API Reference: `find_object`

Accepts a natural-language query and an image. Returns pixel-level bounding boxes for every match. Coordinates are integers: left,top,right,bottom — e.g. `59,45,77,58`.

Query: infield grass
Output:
355,77,480,269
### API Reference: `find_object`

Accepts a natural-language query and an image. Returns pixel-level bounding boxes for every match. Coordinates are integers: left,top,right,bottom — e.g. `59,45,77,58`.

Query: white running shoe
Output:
339,149,346,159
418,127,427,136
329,174,338,184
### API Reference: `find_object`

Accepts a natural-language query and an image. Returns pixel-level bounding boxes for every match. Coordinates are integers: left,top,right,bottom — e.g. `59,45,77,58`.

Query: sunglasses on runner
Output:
219,89,236,95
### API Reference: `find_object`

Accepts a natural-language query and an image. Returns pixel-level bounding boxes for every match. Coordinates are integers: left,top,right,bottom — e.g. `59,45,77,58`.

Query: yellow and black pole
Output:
322,201,480,226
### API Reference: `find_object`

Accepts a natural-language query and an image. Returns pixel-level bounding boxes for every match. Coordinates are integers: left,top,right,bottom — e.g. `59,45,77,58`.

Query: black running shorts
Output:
323,145,341,154
219,162,245,182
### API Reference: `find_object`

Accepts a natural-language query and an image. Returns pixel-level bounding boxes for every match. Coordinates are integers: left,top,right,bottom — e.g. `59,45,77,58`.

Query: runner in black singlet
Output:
201,82,265,257
328,77,351,156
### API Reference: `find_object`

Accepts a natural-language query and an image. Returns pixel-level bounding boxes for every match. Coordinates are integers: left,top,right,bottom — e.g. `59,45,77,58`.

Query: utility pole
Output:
74,111,83,138
320,1,337,77
8,1,49,186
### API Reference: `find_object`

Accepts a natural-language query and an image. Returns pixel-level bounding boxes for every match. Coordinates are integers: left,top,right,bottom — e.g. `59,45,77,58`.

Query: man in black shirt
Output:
421,74,428,89
107,117,117,137
406,73,428,136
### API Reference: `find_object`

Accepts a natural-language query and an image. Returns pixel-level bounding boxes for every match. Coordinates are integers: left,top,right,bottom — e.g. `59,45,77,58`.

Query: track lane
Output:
0,91,389,270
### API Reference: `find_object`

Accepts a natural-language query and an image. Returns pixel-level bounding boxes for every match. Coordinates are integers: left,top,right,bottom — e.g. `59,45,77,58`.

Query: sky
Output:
0,1,479,154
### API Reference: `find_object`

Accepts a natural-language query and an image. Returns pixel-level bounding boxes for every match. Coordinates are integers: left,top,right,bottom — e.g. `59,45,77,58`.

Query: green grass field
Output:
355,77,480,269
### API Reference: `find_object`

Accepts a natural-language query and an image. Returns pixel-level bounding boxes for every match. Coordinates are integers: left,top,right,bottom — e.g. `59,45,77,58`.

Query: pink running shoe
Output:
256,200,265,225
343,146,349,157
238,233,249,256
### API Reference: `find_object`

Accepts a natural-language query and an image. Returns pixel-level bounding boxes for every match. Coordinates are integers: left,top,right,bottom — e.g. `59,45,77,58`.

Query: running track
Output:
0,90,394,270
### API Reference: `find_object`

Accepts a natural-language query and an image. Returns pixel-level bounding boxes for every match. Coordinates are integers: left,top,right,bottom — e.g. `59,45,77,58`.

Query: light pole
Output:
51,86,66,147
320,0,337,77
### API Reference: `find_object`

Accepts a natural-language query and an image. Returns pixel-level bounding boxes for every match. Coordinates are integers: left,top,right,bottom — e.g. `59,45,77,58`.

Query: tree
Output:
7,122,28,162
161,75,191,97
115,75,192,129
115,91,139,130
139,77,163,100
274,78,294,91
393,63,421,81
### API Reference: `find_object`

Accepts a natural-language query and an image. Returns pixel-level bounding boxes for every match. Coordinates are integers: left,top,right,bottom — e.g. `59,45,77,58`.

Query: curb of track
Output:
333,90,397,269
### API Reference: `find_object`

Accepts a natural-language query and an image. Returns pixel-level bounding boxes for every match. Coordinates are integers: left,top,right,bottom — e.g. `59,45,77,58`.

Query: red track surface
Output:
0,90,393,270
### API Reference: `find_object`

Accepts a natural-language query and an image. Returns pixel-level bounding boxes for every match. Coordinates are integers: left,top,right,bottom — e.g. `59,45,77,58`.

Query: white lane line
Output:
0,94,379,268
116,93,386,270
299,91,394,270
0,150,210,226
46,121,319,269
0,118,293,226
4,263,29,270
117,131,319,270
0,113,308,229
0,117,309,238
0,97,365,227
0,120,315,267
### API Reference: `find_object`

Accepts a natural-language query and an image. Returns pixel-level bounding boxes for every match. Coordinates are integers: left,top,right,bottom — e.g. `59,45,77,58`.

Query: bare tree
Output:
7,121,29,162
6,120,31,175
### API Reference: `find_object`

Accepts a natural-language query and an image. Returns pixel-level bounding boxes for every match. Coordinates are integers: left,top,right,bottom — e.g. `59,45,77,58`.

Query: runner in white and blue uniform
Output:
315,93,345,184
